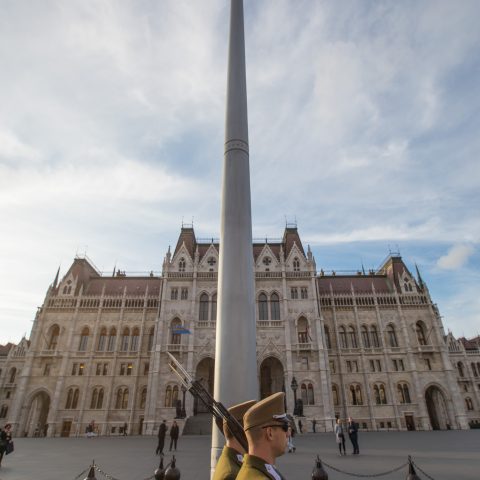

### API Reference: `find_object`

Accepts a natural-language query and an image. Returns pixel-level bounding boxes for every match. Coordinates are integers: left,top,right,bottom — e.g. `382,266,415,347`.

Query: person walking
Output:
347,417,359,454
312,419,317,433
169,420,179,451
298,419,303,434
0,424,13,468
335,419,346,455
156,420,167,455
123,422,128,436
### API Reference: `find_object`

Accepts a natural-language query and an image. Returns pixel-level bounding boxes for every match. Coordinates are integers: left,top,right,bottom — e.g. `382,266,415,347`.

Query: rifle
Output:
167,352,248,452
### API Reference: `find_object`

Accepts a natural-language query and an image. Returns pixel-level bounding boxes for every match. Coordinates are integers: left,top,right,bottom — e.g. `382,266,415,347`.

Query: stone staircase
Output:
182,413,212,435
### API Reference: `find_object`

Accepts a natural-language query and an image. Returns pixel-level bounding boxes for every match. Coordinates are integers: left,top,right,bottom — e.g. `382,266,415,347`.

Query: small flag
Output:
173,328,192,335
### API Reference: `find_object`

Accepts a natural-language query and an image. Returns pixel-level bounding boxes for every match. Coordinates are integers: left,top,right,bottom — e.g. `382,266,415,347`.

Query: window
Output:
66,388,80,409
458,362,465,377
399,359,405,371
96,363,102,376
178,258,186,272
172,386,179,406
370,325,380,347
199,293,209,321
71,364,77,376
361,326,370,348
398,383,411,404
130,327,139,351
211,294,217,321
425,358,432,370
301,382,315,405
121,328,130,351
122,389,129,409
262,256,272,267
120,363,126,375
148,327,155,351
65,389,73,409
48,325,60,350
300,287,308,299
258,293,268,321
373,384,387,404
73,389,80,408
386,325,398,347
332,385,339,406
78,363,85,376
370,360,375,372
350,385,363,405
107,328,117,351
181,288,188,300
416,321,428,345
293,258,300,272
339,326,348,349
329,360,336,374
376,360,382,372
78,327,89,351
127,363,133,376
97,327,107,351
393,359,398,371
140,387,147,409
90,389,98,409
291,287,298,299
170,318,182,344
324,326,331,349
43,364,51,376
171,288,178,300
102,363,108,376
297,317,309,343
0,405,8,419
347,361,358,373
301,356,309,368
116,388,129,409
472,363,478,377
270,293,280,320
207,256,216,270
144,362,150,375
348,326,358,348
165,386,172,407
97,388,104,409
465,398,474,411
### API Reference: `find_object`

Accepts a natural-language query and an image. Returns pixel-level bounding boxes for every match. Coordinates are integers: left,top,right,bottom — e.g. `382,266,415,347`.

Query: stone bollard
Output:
311,455,328,480
406,456,421,480
154,456,165,480
164,455,181,480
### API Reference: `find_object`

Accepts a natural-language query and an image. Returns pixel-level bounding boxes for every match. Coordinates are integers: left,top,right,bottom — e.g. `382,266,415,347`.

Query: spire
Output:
52,266,60,288
415,263,424,288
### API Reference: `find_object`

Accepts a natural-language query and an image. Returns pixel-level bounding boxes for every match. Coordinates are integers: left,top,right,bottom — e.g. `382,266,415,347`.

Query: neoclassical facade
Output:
1,225,479,437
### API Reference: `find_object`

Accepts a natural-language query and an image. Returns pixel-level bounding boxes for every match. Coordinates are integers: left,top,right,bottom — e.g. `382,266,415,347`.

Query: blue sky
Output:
1,0,479,343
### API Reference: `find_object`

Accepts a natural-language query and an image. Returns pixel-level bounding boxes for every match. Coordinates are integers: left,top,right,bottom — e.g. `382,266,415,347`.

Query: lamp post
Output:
181,384,187,418
291,376,298,416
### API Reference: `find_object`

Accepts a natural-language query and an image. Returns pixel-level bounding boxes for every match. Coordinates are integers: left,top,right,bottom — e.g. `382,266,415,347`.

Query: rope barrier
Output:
72,468,90,480
412,460,436,480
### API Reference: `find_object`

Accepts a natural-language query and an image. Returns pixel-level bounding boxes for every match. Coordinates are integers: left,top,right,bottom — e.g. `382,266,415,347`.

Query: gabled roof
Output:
317,275,392,295
0,343,15,356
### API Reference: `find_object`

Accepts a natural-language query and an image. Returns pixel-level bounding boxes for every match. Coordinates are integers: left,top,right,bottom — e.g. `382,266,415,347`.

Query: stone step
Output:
182,413,213,435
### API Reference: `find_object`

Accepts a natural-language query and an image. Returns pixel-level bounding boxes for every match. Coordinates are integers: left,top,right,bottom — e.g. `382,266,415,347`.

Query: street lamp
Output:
290,376,298,415
180,384,187,418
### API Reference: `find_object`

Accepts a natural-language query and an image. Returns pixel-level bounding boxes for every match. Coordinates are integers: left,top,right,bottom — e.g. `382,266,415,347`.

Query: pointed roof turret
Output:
52,266,60,288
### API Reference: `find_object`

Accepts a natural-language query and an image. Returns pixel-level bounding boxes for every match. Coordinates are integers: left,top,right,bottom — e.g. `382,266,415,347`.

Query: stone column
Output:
212,0,258,474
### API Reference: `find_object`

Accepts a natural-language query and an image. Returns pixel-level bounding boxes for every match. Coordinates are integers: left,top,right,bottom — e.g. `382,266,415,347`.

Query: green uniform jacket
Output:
213,446,243,480
236,454,287,480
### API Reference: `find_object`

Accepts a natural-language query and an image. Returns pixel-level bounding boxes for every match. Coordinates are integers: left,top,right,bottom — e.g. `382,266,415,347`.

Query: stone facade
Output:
1,225,479,437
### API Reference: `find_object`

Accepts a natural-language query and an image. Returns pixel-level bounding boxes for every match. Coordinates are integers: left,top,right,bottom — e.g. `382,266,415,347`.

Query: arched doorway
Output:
425,385,450,430
25,391,51,437
194,357,214,414
259,357,284,399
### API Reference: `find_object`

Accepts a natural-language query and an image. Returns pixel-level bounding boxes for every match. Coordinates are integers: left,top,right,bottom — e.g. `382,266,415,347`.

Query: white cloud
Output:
437,244,475,270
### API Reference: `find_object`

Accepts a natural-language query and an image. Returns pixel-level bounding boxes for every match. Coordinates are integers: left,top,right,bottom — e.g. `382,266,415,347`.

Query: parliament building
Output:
1,224,479,437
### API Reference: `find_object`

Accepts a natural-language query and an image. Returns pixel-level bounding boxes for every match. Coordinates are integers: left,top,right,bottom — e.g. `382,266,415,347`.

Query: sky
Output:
1,0,479,344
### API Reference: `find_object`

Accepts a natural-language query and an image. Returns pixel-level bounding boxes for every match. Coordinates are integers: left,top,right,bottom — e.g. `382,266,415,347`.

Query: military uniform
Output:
212,399,257,480
213,446,244,480
236,454,286,480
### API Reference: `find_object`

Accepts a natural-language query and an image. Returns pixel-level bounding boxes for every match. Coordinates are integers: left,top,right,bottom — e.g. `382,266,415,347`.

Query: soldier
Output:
237,392,289,480
213,399,256,480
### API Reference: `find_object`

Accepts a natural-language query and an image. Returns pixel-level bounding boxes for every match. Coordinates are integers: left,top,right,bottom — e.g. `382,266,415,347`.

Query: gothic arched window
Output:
120,327,130,351
332,385,339,406
370,325,380,347
165,386,172,407
458,362,465,378
258,293,268,321
170,318,182,345
199,293,209,321
130,327,140,351
361,326,370,348
107,327,117,351
324,325,331,349
339,326,348,349
386,325,398,347
178,258,186,272
79,327,89,351
293,258,300,272
348,326,358,348
270,293,280,320
48,325,60,350
297,317,309,344
416,321,428,345
97,327,107,351
211,294,217,321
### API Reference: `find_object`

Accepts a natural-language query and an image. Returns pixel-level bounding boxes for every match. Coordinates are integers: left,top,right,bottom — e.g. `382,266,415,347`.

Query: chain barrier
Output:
412,460,436,480
322,460,408,478
94,464,122,480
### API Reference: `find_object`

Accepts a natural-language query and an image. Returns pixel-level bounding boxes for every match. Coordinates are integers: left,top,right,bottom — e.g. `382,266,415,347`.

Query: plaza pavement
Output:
0,430,479,480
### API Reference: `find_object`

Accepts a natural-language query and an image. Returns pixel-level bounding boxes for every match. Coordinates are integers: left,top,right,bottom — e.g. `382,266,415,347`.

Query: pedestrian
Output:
156,420,167,455
169,420,179,451
335,419,346,455
236,392,289,479
123,422,128,436
347,417,359,454
0,424,13,468
287,426,296,453
298,419,303,434
213,399,256,480
312,419,317,433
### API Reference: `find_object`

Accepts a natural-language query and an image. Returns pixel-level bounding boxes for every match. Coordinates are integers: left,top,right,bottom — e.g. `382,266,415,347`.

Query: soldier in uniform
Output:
236,392,289,480
213,399,256,480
